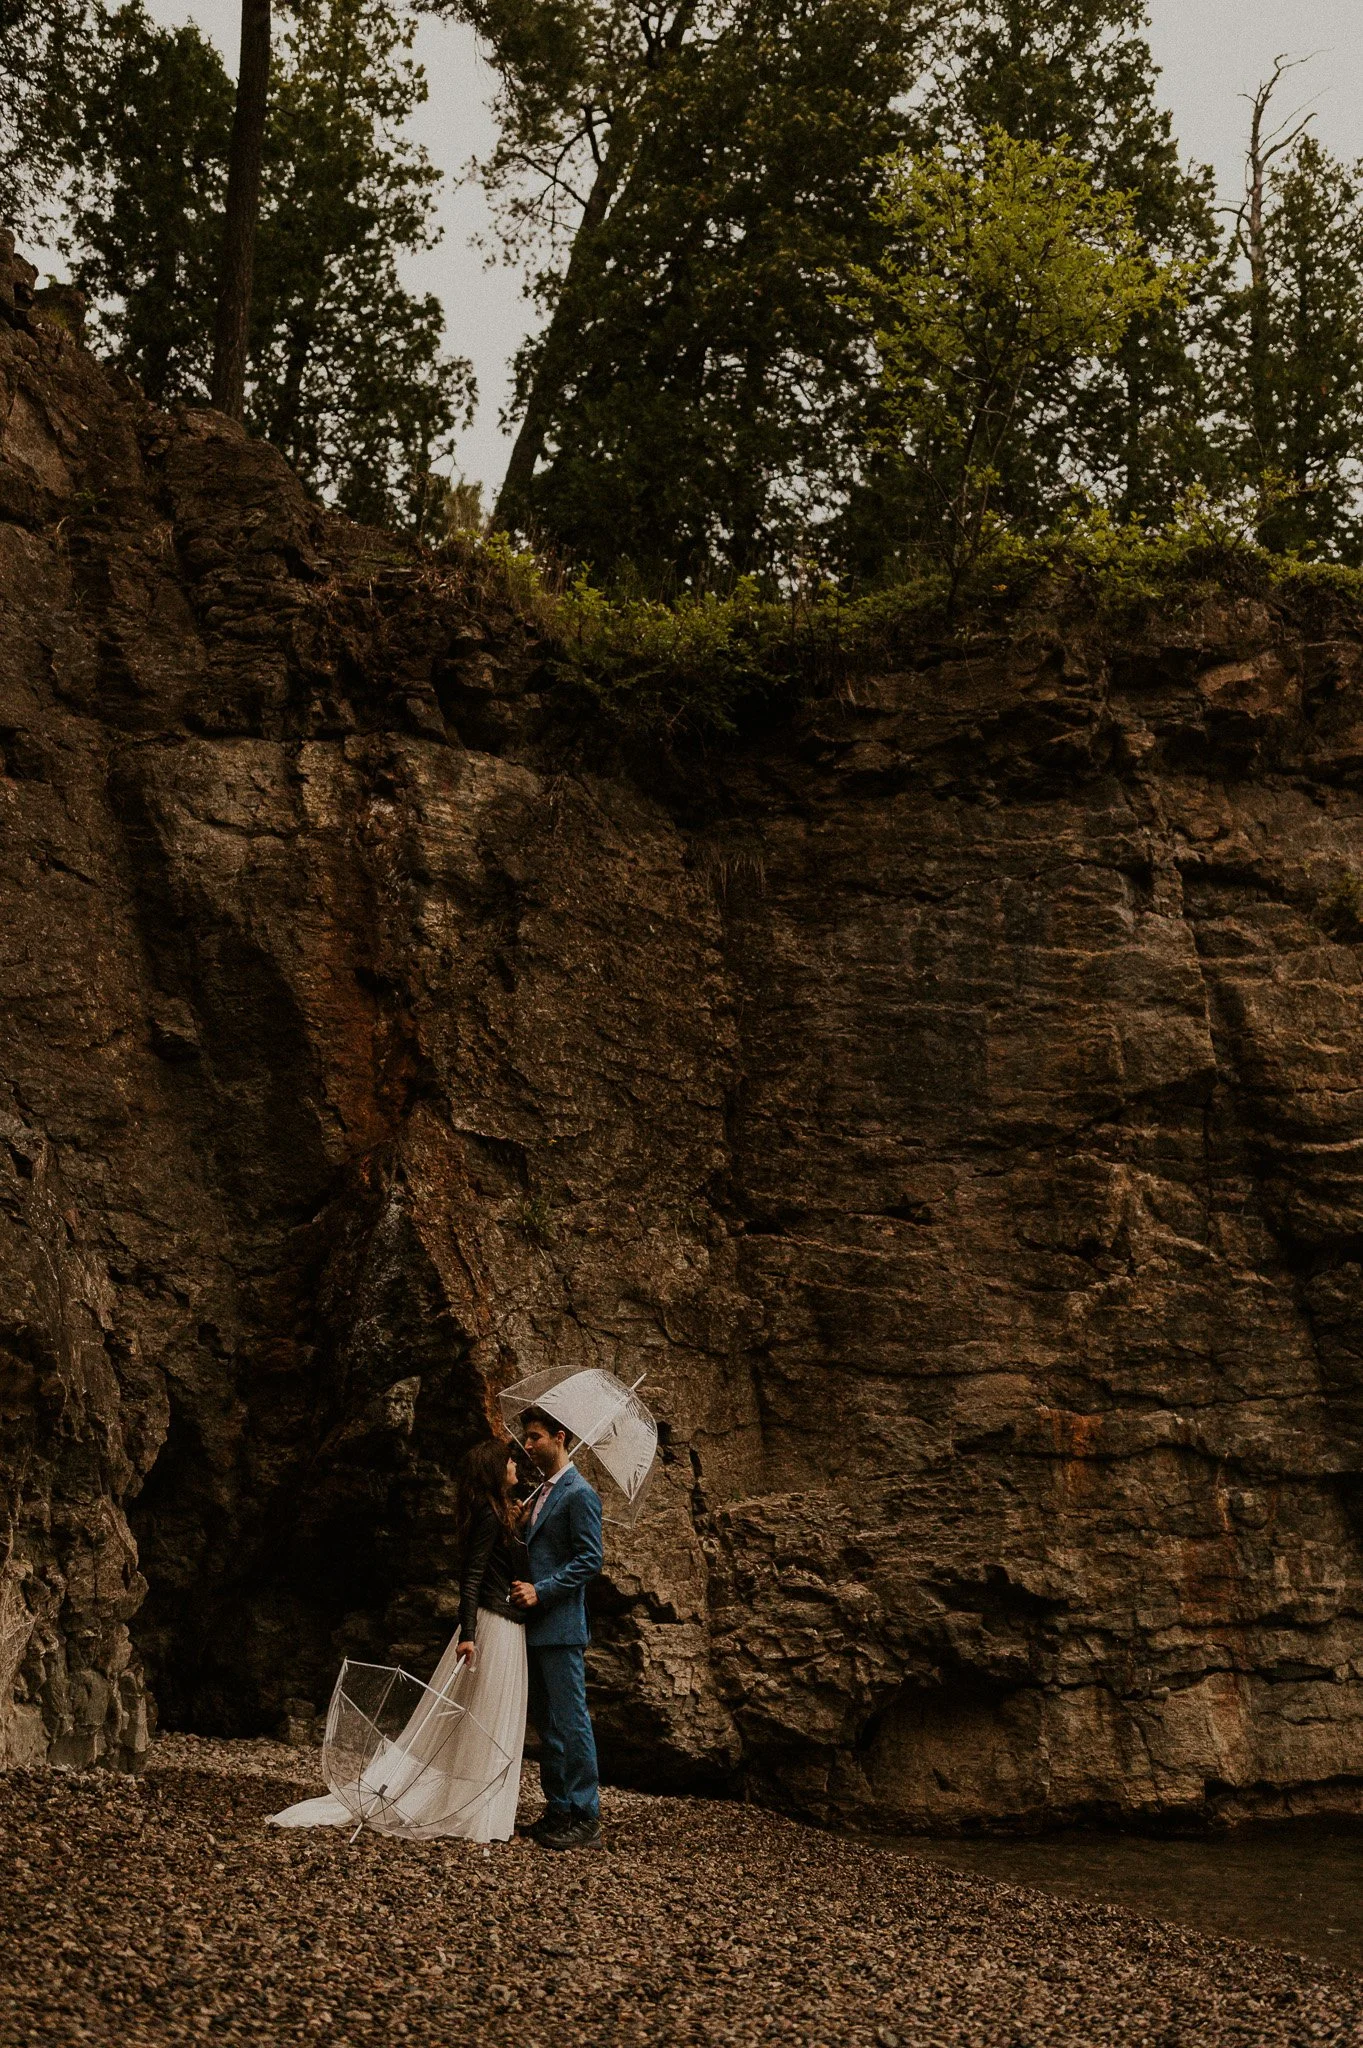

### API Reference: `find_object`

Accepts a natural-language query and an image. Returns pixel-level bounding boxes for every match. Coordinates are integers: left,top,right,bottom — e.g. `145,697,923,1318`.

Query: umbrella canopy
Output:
322,1658,515,1839
498,1364,658,1521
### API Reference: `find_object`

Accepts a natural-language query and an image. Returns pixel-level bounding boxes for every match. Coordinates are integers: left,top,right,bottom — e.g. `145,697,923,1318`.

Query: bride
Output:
269,1438,530,1842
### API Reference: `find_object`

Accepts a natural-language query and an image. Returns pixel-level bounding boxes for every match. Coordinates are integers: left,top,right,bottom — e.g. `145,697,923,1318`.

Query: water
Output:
888,1821,1363,1972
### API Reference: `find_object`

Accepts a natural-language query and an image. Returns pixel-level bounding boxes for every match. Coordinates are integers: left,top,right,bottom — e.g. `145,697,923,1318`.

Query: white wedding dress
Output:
267,1612,528,1843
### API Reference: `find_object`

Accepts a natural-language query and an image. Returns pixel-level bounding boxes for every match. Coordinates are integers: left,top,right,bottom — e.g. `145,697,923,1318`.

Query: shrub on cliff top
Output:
455,506,1363,747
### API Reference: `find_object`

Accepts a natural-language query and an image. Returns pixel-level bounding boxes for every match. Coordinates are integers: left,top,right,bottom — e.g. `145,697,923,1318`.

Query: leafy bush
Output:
454,512,1363,747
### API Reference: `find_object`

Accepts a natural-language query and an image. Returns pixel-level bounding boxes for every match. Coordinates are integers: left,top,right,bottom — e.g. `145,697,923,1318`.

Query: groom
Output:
510,1407,605,1851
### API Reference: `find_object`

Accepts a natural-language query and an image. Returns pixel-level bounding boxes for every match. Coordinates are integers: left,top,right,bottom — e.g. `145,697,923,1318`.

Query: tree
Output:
1229,55,1316,477
1215,130,1363,560
248,0,474,527
444,0,702,535
0,0,89,241
60,4,233,404
845,130,1178,602
57,0,473,531
448,0,943,580
211,0,273,418
907,0,1221,528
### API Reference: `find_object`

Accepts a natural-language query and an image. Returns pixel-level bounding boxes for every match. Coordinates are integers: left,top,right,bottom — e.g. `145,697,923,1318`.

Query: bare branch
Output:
1240,51,1321,200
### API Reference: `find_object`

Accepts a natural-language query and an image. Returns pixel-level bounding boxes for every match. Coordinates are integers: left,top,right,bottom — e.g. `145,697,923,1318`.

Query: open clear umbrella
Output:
498,1364,658,1523
320,1657,515,1841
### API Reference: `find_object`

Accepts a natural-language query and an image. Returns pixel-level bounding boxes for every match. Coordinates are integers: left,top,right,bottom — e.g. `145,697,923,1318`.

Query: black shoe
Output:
541,1813,602,1852
522,1811,569,1843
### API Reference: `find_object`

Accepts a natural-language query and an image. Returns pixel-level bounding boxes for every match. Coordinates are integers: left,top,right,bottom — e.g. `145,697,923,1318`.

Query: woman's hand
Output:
456,1640,477,1666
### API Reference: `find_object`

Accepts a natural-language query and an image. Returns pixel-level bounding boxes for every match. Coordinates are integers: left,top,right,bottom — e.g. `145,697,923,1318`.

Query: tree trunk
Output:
491,145,623,534
1239,58,1314,468
269,310,319,470
491,0,700,535
1245,85,1271,462
211,0,272,419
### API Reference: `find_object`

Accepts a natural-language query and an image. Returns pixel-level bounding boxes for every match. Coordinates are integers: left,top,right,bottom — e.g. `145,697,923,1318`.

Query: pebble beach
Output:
1,1735,1360,2047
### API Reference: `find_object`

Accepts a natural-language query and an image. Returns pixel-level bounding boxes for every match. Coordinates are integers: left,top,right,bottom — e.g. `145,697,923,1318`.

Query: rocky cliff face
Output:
6,231,1363,1827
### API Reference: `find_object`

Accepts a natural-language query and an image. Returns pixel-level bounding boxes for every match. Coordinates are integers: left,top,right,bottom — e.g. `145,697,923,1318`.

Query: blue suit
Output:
524,1466,604,1821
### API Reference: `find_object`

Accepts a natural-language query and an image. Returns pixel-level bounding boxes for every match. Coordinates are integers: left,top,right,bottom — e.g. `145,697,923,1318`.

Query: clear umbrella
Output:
498,1364,659,1523
320,1657,516,1841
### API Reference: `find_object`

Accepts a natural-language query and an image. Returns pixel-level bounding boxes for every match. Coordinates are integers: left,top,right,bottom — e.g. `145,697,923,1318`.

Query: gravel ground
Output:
1,1737,1361,2047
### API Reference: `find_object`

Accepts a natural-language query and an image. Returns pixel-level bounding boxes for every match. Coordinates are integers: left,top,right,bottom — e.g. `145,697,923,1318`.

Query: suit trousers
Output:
527,1644,599,1822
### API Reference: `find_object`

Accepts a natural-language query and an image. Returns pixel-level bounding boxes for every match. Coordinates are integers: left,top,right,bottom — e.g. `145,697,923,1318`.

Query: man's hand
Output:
456,1640,477,1665
510,1580,539,1610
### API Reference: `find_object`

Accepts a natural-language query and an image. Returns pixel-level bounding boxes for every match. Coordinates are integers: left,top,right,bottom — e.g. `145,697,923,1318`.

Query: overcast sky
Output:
135,1,1363,495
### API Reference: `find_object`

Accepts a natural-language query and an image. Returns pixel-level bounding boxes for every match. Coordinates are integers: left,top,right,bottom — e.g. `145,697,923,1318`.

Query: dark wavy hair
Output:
454,1437,519,1561
519,1406,568,1441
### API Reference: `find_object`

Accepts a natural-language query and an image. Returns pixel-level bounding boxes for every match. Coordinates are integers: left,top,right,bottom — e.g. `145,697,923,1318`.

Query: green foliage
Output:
844,132,1181,601
924,0,1173,153
424,475,487,539
0,0,89,238
60,4,232,402
17,0,1363,605
838,0,1220,574
444,0,668,256
476,498,1363,747
920,1,1222,523
550,574,785,736
250,0,474,529
514,1192,558,1246
448,0,942,584
52,0,473,529
456,0,1226,587
533,0,940,584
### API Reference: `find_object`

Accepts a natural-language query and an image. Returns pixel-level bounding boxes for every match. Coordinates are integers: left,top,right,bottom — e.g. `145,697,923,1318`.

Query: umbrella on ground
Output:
321,1658,516,1840
498,1364,659,1523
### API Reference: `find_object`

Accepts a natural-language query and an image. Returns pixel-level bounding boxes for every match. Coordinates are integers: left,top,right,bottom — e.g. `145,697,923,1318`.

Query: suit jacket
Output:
524,1465,603,1649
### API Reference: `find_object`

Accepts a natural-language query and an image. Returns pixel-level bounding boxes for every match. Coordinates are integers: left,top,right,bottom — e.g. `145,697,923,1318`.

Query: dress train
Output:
267,1611,528,1843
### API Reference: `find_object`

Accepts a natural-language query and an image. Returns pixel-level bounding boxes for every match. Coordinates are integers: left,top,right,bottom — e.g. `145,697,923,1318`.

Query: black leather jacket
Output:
459,1504,530,1640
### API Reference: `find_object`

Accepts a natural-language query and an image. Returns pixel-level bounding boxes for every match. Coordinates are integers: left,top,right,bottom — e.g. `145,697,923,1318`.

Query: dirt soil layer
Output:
1,1739,1360,2046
